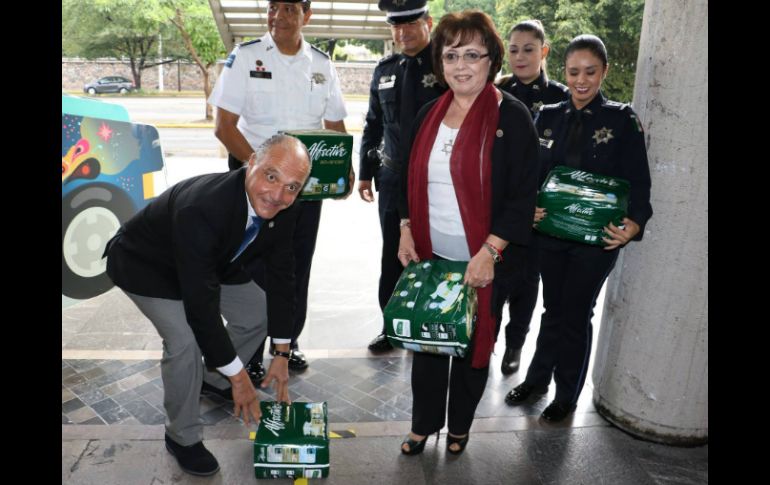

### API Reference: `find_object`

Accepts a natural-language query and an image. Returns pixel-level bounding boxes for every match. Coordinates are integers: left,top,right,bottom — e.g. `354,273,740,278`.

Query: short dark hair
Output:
509,19,546,43
431,10,504,86
268,1,311,13
565,34,608,67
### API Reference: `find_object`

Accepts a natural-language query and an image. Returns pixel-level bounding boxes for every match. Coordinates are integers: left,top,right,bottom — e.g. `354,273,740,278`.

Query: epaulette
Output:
602,99,630,111
541,101,567,112
549,80,569,93
496,74,514,87
377,54,398,66
239,38,261,47
311,45,330,58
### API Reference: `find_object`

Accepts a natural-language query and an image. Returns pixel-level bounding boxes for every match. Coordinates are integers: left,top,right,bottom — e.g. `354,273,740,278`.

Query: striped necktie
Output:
232,216,263,261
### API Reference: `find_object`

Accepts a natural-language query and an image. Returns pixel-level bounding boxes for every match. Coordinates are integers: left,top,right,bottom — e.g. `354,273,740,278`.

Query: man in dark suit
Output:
104,134,311,477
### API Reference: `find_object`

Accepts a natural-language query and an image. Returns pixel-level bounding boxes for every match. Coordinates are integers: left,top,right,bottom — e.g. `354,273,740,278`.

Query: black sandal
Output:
400,431,439,455
446,433,469,455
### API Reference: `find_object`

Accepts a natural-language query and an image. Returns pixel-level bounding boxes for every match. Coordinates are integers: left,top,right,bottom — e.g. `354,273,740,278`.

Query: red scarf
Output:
407,82,500,369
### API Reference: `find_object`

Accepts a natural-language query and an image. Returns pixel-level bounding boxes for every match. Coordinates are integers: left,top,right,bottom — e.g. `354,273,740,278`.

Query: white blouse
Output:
427,122,470,261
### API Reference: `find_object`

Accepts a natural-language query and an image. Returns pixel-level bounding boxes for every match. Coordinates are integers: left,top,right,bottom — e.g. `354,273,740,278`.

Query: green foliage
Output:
158,0,226,66
495,0,644,103
62,0,188,88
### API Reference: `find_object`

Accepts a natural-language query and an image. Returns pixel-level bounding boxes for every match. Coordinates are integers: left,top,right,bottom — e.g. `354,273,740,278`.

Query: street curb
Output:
154,123,364,134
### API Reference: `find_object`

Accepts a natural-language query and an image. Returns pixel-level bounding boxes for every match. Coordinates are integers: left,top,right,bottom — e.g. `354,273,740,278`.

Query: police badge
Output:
311,72,327,85
422,73,437,88
593,127,614,144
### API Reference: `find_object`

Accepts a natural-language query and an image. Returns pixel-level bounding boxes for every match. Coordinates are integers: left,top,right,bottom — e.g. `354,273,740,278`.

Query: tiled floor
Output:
62,353,596,427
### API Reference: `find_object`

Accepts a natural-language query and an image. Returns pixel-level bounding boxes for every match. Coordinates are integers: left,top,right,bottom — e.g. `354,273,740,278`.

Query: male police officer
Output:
360,0,446,352
208,0,349,375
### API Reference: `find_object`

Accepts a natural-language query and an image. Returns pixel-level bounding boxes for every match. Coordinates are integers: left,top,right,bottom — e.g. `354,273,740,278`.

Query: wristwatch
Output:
482,242,501,263
271,349,291,359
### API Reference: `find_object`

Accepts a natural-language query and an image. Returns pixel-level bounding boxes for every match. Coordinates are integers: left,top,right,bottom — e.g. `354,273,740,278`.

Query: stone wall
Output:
62,58,375,95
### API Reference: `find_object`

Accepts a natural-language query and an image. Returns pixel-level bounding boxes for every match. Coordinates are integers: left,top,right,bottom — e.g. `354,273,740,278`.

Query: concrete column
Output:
592,0,707,445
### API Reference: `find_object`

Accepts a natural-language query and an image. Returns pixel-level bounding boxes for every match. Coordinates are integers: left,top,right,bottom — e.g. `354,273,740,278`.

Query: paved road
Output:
95,95,369,128
96,96,368,158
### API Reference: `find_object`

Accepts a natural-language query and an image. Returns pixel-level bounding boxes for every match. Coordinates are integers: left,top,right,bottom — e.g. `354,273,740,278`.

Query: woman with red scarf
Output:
396,10,539,456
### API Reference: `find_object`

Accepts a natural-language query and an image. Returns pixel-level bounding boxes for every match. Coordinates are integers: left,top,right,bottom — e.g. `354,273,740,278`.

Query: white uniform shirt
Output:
209,32,347,149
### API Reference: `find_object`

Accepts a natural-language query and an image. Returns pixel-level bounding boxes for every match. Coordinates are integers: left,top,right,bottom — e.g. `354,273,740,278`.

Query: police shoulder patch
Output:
239,38,262,47
310,45,330,58
378,54,398,66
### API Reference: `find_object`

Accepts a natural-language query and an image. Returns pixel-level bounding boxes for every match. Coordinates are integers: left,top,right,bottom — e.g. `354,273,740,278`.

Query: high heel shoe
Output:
446,433,469,455
400,431,440,455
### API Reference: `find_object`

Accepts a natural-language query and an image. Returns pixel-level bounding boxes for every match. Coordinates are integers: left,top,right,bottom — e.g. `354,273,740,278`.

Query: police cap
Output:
378,0,429,25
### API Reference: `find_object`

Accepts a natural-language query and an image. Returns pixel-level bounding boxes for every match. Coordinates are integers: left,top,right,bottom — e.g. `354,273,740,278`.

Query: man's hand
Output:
358,180,375,202
261,354,291,403
228,368,262,426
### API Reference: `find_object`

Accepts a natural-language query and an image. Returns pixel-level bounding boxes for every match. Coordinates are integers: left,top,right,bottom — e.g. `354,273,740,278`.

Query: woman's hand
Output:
534,207,547,225
398,227,420,267
464,248,495,288
602,217,640,250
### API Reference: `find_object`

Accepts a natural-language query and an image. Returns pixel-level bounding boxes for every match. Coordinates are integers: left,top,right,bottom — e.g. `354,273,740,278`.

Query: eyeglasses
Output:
441,51,490,64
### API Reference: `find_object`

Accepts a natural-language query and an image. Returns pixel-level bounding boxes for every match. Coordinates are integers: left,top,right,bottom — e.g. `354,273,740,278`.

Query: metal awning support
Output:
208,0,392,52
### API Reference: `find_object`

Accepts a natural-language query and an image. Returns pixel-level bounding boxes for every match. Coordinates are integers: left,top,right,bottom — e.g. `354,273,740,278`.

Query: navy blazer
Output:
398,90,540,280
106,167,298,367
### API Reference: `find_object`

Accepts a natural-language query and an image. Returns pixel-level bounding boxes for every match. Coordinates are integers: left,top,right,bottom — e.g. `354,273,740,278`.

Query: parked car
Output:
83,76,135,95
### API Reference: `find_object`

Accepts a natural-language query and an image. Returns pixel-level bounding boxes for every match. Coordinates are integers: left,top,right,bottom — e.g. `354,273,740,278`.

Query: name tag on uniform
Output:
250,71,272,79
378,81,395,90
539,138,554,149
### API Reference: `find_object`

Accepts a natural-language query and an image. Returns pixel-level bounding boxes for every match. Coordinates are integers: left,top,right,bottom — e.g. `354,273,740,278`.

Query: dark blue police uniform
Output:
496,71,569,361
520,91,652,410
360,42,445,340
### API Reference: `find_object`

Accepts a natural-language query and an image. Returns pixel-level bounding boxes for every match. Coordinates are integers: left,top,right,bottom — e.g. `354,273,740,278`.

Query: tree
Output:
160,0,226,120
62,0,182,89
495,0,644,103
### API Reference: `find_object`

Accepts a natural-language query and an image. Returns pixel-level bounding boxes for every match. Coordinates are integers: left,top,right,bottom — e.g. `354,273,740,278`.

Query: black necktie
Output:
564,110,584,168
399,56,419,159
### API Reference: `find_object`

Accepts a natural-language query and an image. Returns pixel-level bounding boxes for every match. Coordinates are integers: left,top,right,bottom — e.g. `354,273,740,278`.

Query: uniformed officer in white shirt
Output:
208,0,349,378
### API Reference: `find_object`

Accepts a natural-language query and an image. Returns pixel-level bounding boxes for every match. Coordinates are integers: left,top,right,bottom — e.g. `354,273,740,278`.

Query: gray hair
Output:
253,133,312,173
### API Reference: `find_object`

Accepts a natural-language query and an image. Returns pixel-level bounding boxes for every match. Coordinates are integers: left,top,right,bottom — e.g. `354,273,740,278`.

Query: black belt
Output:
379,154,400,173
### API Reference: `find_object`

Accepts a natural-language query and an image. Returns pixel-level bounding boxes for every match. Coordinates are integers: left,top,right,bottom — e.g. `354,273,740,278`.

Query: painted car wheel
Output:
62,185,134,299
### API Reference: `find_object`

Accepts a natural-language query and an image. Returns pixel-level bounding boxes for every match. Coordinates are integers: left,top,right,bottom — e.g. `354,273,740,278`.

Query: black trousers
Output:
523,234,619,405
501,235,540,349
374,165,404,333
410,347,489,436
410,253,497,436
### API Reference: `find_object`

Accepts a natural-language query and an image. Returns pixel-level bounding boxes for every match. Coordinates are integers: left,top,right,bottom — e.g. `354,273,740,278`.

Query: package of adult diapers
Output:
384,260,476,357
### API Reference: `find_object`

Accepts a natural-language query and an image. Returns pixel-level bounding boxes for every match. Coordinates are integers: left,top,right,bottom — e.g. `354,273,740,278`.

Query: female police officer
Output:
504,34,653,422
495,19,569,375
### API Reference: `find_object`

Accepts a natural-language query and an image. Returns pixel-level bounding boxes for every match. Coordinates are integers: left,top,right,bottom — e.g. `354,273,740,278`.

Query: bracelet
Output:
271,349,291,359
482,242,503,263
400,219,411,228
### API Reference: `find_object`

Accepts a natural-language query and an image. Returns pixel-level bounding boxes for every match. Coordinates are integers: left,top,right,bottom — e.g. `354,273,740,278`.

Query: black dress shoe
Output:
504,382,548,405
246,361,266,385
368,333,393,352
165,434,220,476
288,349,309,371
200,381,233,402
501,347,522,375
541,400,577,422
